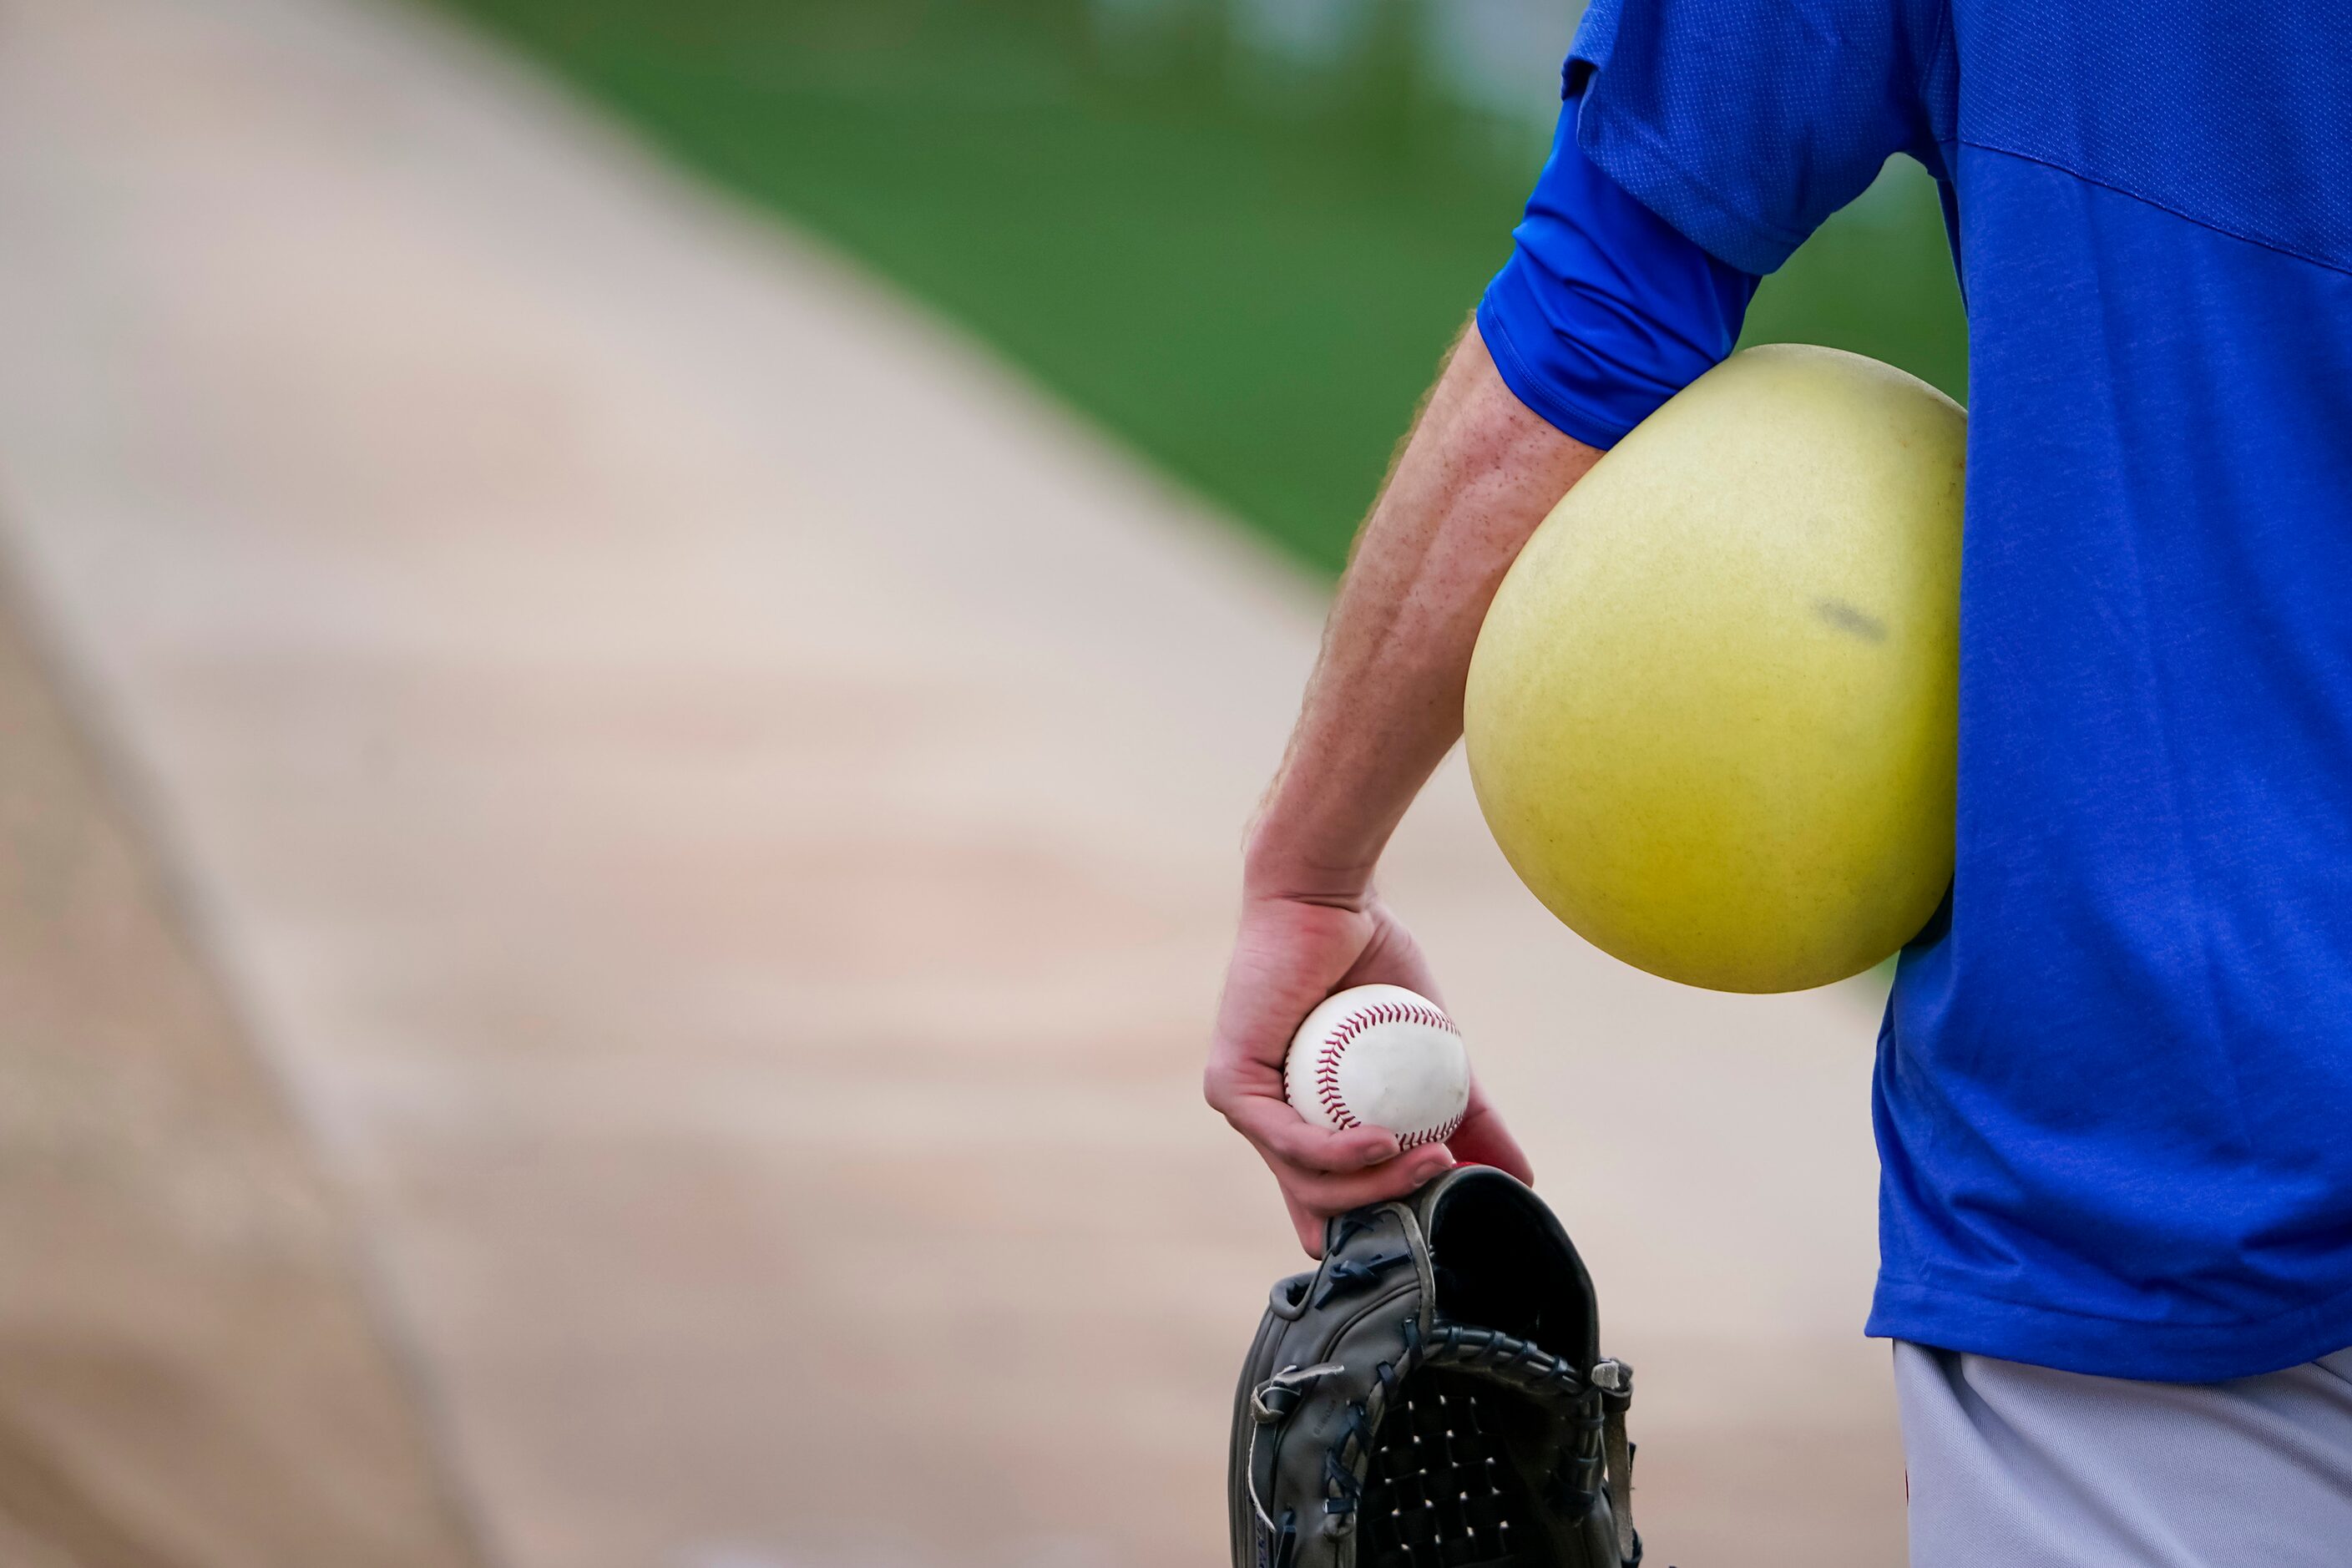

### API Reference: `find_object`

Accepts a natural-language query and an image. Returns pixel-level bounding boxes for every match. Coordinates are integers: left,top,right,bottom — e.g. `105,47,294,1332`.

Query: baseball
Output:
1283,984,1470,1149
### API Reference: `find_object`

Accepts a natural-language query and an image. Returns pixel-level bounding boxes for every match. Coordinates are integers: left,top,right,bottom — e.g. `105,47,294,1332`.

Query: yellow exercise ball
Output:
1464,344,1965,993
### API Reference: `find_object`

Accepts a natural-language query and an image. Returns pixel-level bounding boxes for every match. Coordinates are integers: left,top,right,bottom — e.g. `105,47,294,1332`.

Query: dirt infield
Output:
0,568,483,1567
0,0,1904,1564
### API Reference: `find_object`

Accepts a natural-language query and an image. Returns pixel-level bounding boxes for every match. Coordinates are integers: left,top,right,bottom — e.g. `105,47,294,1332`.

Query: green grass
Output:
430,0,1966,574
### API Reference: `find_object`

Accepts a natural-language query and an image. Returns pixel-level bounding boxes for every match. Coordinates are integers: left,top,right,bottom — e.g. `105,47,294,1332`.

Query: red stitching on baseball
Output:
1398,1114,1464,1151
1310,998,1459,1137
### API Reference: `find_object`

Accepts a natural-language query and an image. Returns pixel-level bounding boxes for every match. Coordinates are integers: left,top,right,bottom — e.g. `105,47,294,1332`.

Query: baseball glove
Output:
1230,1166,1642,1568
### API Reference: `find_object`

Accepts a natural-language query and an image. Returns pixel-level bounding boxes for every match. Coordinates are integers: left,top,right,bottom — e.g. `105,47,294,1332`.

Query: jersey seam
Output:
1920,0,1957,150
1957,137,2352,280
1586,110,1811,268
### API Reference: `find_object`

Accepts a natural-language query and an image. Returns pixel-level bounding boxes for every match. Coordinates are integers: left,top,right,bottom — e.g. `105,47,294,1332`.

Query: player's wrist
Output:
1241,787,1394,903
1240,832,1378,907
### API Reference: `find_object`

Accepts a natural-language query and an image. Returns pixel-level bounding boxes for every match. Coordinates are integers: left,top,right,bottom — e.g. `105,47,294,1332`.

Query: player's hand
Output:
1205,889,1534,1254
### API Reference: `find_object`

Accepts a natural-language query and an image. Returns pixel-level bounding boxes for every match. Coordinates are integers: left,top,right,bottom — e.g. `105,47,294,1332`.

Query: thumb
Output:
1284,1191,1326,1257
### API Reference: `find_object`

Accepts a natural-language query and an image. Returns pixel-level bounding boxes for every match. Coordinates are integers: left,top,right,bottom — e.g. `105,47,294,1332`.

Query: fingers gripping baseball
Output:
1205,893,1417,1136
1208,895,1515,1252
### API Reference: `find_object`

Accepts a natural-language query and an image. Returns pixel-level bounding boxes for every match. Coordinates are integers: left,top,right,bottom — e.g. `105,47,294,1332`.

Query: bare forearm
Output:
1245,325,1601,901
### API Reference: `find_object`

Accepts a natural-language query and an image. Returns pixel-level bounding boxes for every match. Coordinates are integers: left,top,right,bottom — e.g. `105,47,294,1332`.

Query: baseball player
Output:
1204,1,2352,1560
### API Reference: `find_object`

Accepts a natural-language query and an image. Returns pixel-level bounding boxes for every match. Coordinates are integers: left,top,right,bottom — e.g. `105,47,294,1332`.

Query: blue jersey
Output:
1481,0,2352,1381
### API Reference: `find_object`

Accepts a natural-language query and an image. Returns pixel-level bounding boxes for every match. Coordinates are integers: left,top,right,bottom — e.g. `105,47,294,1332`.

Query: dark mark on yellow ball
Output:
1815,599,1888,643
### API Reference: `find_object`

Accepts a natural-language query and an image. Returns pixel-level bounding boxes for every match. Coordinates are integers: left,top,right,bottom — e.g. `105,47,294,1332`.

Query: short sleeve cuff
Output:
1474,90,1760,452
1477,260,1651,451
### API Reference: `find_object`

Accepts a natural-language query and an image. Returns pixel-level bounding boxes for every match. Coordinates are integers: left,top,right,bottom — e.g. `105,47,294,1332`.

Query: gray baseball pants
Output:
1895,1339,2352,1565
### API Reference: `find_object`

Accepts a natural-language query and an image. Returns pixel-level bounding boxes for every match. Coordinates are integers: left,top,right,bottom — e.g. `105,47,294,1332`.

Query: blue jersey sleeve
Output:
1569,0,1953,275
1476,92,1761,451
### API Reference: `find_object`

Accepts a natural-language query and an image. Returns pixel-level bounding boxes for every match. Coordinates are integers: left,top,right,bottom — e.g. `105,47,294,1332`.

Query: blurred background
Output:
0,1,1962,1565
439,0,1965,570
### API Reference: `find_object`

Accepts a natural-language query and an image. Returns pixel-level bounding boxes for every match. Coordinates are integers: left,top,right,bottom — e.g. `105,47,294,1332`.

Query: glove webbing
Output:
1251,1320,1638,1563
1422,1325,1639,1564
